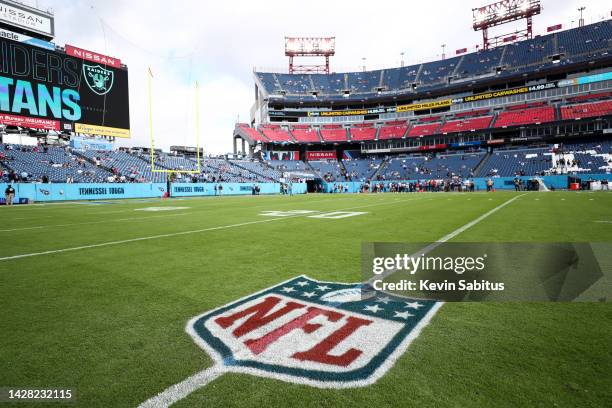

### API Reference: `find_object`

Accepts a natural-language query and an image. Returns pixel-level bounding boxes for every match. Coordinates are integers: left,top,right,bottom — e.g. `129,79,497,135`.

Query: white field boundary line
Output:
137,194,526,408
0,195,383,233
0,197,425,262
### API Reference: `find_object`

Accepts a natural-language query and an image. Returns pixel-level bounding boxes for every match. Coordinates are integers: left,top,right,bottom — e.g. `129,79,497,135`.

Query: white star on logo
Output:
364,304,383,313
281,287,295,293
404,301,423,309
296,281,309,287
316,285,331,291
394,310,414,319
301,291,316,298
376,296,392,304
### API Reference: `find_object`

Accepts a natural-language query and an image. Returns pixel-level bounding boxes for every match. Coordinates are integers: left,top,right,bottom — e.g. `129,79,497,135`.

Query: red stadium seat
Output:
454,109,490,118
320,126,348,142
494,106,556,128
560,100,612,120
238,124,268,142
408,122,442,137
440,116,493,133
291,127,320,143
378,123,408,139
350,126,377,141
259,125,293,142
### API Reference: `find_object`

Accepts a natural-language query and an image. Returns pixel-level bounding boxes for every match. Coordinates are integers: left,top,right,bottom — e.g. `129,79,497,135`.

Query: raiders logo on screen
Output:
187,276,441,388
83,64,114,96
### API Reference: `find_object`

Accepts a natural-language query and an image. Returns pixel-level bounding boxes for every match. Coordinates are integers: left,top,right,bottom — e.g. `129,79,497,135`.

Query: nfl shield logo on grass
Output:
187,276,441,388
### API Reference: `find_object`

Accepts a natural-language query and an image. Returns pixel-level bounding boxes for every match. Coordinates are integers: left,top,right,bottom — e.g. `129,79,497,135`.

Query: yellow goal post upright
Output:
147,67,202,174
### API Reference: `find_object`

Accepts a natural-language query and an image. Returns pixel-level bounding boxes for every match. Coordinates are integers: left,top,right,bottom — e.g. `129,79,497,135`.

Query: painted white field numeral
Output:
260,210,318,217
259,210,367,219
308,211,368,219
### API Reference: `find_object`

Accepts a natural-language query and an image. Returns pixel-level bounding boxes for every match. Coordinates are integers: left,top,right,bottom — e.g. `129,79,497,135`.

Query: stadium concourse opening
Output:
0,0,611,407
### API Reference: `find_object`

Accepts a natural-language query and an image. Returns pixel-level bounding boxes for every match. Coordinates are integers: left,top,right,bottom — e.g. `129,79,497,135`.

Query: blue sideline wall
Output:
321,174,610,192
0,183,168,202
0,182,308,202
170,183,307,197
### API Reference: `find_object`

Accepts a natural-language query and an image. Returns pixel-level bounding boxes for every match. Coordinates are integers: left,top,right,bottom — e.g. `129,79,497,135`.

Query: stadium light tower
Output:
285,37,335,74
472,0,542,50
578,6,586,27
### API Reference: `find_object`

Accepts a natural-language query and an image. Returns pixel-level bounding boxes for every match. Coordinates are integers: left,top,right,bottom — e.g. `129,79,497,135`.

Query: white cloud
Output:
30,0,612,153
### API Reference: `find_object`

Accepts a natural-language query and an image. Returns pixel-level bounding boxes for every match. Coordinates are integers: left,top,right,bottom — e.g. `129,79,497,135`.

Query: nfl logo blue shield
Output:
187,276,441,388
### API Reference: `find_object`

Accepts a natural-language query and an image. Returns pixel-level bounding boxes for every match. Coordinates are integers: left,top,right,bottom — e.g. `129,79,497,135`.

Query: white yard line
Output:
0,197,422,262
136,194,526,408
138,366,224,408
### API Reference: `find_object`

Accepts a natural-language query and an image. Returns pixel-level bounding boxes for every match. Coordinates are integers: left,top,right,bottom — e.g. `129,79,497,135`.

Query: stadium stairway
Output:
451,55,466,78
414,63,425,84
471,151,492,176
489,111,500,127
72,150,116,175
230,160,278,182
499,44,509,66
371,157,391,180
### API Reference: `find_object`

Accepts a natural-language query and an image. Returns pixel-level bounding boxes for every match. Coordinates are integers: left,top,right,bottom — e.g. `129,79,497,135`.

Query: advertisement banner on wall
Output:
263,151,300,160
396,99,452,112
74,123,130,138
0,0,54,37
0,37,130,137
306,151,336,160
0,113,59,130
65,45,122,68
0,27,54,50
70,137,113,151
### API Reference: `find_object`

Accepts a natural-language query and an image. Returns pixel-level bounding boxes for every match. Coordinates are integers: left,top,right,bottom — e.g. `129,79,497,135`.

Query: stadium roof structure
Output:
254,19,612,105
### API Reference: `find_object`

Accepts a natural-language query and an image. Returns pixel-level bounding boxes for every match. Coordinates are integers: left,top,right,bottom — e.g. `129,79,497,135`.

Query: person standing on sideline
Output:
5,184,15,205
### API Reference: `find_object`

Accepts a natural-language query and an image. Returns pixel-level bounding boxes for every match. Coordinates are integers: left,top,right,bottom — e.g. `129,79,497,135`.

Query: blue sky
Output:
36,0,612,153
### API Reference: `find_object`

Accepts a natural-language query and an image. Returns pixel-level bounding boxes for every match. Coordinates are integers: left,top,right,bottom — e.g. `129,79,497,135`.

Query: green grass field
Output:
1,191,611,407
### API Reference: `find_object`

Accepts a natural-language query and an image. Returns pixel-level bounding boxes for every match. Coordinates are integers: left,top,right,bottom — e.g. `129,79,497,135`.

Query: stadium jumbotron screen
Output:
0,37,130,137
